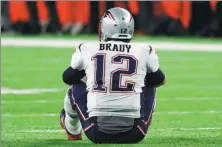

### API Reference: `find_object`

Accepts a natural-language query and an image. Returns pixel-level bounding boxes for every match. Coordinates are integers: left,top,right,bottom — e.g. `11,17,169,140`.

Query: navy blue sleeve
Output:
62,67,86,85
145,68,165,87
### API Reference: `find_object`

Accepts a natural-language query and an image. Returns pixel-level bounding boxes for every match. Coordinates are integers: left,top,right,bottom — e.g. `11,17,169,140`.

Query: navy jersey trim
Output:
78,43,84,52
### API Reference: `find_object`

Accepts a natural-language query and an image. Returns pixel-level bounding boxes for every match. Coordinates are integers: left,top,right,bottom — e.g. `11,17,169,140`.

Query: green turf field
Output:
1,37,222,147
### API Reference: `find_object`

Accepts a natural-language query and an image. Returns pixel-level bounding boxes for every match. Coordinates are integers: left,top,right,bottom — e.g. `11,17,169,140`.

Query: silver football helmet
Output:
99,7,134,42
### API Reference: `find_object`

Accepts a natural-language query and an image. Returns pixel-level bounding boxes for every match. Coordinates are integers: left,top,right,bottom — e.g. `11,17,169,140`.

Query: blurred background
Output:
1,1,222,38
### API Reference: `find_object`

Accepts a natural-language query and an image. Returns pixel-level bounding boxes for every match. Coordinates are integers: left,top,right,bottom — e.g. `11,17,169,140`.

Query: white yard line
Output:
16,130,65,133
3,127,222,133
2,38,222,51
169,74,220,79
161,84,222,90
1,97,218,104
158,97,219,101
155,110,222,115
1,87,62,95
2,113,58,117
1,99,63,104
172,127,222,131
2,110,222,117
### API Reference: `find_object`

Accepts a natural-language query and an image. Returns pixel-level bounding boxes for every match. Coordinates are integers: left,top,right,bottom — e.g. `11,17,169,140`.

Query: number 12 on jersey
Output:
91,53,138,93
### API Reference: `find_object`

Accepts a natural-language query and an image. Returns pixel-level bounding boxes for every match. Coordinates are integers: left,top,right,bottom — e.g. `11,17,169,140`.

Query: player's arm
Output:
62,45,86,85
62,68,86,85
145,69,165,87
145,46,166,87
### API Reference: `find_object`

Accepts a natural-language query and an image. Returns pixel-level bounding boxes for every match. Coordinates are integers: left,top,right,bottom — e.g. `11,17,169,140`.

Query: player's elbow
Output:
63,76,71,85
62,67,86,85
162,78,166,85
62,68,73,85
145,68,166,87
156,76,166,87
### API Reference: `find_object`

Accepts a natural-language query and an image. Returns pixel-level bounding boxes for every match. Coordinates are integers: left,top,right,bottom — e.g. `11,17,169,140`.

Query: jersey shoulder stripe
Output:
78,43,84,52
149,45,152,54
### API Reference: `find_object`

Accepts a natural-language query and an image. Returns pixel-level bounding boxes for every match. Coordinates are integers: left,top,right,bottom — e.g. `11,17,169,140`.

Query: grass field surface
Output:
1,37,222,147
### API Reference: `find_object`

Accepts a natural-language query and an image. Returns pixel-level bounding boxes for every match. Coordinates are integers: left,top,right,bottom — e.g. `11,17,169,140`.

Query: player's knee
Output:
66,112,78,119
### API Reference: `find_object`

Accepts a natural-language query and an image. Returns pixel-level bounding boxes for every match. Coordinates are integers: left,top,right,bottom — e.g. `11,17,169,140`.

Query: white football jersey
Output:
71,41,159,118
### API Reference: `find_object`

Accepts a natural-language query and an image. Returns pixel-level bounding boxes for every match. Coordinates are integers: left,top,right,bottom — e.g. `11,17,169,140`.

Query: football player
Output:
60,7,165,143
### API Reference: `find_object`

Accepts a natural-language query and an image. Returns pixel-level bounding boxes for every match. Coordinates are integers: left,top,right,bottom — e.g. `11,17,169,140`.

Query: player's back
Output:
79,41,156,118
